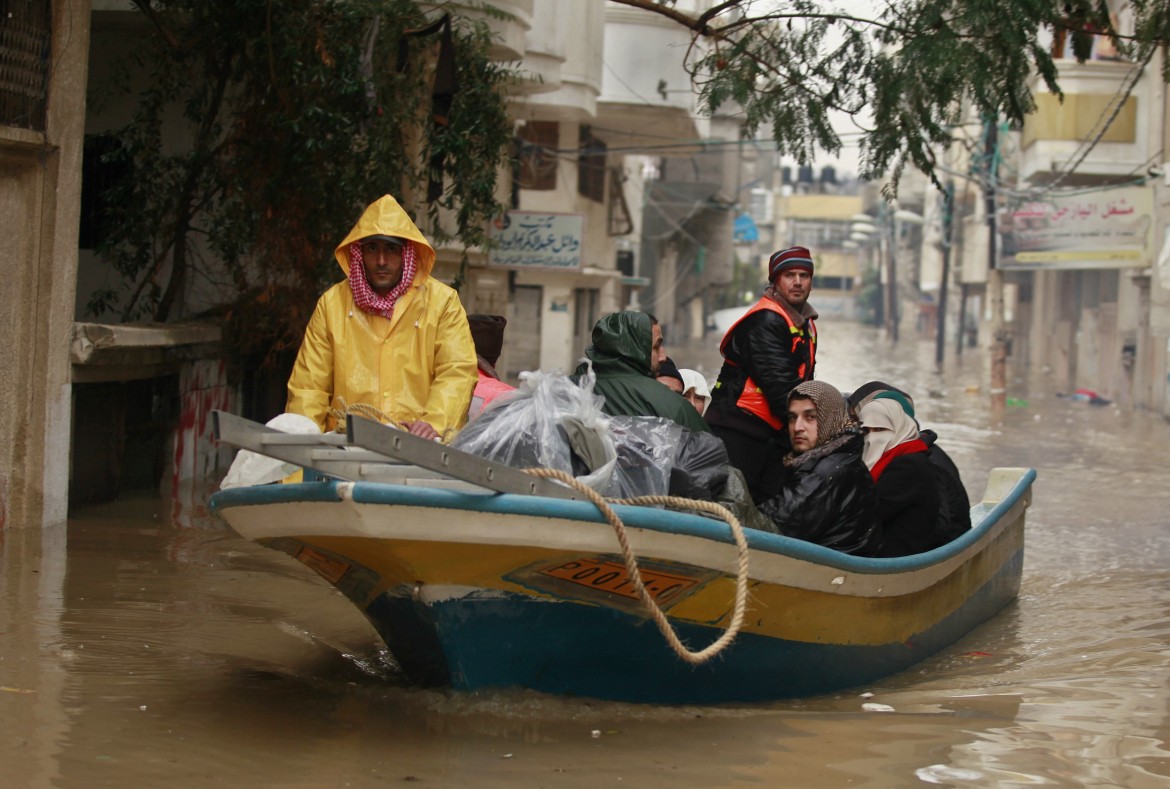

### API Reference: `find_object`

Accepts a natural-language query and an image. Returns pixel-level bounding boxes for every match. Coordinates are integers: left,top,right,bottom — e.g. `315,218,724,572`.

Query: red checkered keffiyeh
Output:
348,239,417,319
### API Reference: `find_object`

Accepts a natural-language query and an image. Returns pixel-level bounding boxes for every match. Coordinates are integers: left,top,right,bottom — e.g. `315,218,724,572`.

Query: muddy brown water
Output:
4,325,1170,787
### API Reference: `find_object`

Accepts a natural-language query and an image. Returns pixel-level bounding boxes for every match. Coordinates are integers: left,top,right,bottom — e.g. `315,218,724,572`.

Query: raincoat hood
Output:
572,311,709,433
584,311,653,375
334,195,436,279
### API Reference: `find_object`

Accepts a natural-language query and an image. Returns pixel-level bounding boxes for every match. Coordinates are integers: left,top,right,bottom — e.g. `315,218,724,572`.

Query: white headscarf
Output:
859,399,921,470
678,369,710,399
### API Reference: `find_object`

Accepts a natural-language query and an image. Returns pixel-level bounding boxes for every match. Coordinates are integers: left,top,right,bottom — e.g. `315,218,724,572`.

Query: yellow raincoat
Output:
286,195,477,439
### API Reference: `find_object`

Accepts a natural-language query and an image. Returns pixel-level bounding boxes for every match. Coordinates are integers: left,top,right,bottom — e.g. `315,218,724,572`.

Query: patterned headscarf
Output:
348,239,417,319
789,380,849,447
782,380,852,469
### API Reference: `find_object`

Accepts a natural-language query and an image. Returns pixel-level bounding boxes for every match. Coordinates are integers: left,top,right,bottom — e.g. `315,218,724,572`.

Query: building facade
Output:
998,19,1169,414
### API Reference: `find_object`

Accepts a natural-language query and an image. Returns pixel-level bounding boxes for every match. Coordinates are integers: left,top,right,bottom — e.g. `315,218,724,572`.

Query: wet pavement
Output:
3,324,1170,787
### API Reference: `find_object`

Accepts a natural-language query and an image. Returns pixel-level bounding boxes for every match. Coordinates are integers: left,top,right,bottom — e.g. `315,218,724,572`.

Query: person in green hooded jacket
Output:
571,311,709,433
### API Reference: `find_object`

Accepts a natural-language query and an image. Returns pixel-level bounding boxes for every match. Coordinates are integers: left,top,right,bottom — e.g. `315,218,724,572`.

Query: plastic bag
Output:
717,466,776,533
669,430,730,501
451,369,617,493
452,370,739,503
219,413,320,489
605,416,683,499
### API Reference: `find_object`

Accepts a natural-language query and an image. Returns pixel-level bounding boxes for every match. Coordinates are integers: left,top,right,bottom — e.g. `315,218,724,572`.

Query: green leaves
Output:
620,0,1170,189
94,0,513,363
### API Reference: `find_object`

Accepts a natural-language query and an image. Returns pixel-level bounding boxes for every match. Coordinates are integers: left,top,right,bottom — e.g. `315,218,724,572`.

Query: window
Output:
515,121,558,191
578,126,606,203
79,134,130,250
0,0,51,131
607,167,633,235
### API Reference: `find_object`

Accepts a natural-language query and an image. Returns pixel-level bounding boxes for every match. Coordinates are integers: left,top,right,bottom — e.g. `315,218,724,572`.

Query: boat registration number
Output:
540,559,697,604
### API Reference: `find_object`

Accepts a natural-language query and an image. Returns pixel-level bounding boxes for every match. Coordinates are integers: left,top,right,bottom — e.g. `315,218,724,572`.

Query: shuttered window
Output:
0,0,51,131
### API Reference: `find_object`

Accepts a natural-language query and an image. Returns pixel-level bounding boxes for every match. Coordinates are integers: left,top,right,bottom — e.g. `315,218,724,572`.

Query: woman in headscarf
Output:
678,368,711,415
756,381,880,555
859,397,944,556
848,383,972,542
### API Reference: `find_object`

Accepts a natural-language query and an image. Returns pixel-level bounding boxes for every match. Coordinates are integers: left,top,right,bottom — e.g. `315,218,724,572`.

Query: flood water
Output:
4,324,1170,787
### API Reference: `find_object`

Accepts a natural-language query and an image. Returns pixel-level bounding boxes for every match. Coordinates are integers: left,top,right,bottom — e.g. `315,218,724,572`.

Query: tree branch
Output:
129,0,184,52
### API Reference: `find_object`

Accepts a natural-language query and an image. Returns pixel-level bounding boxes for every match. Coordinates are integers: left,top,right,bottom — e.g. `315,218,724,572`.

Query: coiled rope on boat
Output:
328,398,397,431
523,467,750,666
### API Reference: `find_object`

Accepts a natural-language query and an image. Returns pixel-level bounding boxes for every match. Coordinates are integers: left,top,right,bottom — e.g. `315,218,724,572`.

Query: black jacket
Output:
871,450,943,557
705,304,815,440
756,433,879,555
921,429,971,541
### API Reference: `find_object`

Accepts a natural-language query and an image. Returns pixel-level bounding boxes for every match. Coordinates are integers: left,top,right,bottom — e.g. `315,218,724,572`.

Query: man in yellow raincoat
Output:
286,195,477,441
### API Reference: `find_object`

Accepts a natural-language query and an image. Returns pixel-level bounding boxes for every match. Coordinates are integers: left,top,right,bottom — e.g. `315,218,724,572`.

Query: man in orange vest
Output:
705,246,818,503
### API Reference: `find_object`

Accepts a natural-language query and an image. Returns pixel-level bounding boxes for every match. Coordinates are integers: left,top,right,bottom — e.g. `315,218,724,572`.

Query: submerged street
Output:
3,324,1170,786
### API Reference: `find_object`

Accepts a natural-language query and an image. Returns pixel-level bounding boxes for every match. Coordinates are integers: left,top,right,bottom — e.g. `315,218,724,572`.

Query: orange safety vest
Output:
718,297,816,429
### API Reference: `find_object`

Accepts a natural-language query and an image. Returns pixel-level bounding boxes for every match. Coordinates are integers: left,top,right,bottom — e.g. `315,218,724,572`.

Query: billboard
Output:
488,211,584,270
999,187,1153,270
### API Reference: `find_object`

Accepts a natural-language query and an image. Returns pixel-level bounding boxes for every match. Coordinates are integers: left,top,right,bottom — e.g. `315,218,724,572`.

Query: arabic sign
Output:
489,211,584,270
999,188,1153,270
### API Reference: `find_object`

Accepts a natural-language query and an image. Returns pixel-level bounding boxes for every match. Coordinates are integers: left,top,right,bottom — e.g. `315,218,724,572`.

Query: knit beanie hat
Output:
788,380,849,447
657,356,684,386
467,314,507,367
768,246,814,281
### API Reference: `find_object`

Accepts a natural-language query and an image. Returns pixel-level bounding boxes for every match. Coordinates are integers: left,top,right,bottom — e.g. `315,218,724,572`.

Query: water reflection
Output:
4,326,1170,785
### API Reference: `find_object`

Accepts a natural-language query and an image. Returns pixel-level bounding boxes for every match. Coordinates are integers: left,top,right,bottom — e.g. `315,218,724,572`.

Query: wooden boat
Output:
209,411,1035,705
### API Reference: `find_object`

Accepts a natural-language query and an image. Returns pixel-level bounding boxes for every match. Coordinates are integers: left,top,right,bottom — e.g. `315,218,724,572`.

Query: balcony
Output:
509,1,603,123
421,0,533,62
1018,58,1159,184
593,4,701,151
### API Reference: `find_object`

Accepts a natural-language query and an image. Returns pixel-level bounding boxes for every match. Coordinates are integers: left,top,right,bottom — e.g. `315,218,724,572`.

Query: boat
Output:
208,410,1036,705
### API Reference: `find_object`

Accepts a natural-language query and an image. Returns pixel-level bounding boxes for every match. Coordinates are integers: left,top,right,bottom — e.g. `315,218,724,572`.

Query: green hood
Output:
584,311,652,375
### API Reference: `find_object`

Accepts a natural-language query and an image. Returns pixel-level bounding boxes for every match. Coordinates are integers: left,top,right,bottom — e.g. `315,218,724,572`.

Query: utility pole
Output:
935,182,954,368
984,118,1007,419
886,206,899,343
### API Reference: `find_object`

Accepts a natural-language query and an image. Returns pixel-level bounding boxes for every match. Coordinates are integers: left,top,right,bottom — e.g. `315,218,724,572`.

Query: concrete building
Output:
874,10,1170,407
1,0,91,528
996,18,1169,414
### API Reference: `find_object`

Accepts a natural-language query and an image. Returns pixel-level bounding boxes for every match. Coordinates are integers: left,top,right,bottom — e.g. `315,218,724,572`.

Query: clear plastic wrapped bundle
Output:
453,368,738,504
452,369,617,494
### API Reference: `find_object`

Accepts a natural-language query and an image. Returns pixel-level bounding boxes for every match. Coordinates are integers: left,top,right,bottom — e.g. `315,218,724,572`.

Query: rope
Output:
523,467,751,666
327,397,398,432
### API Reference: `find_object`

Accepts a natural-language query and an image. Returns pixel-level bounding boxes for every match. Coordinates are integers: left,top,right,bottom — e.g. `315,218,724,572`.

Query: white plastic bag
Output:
219,413,320,489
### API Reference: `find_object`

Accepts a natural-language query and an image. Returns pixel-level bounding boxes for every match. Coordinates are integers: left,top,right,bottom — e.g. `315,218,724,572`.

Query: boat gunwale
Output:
210,468,1036,578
